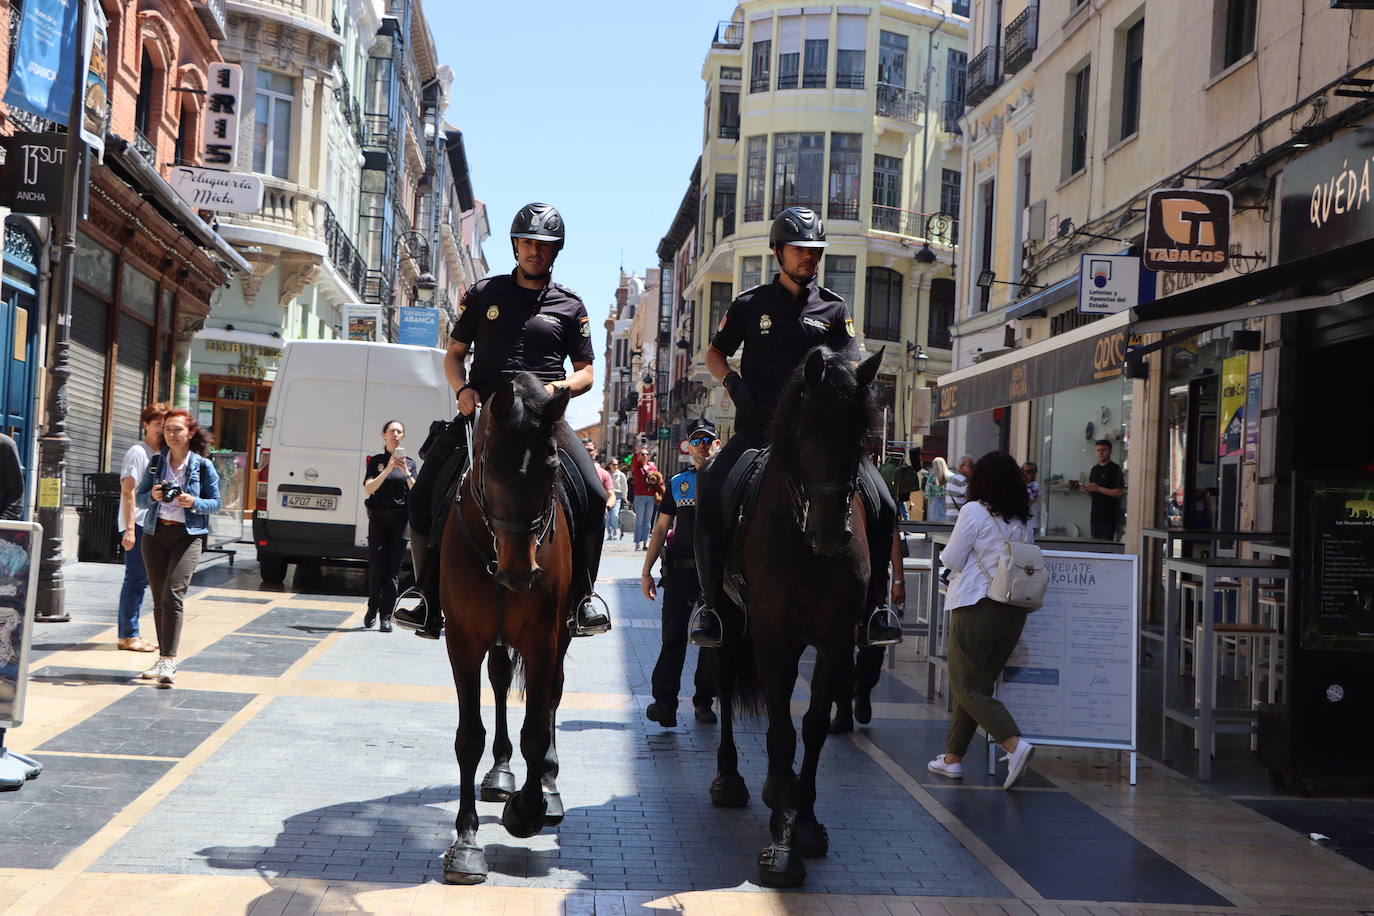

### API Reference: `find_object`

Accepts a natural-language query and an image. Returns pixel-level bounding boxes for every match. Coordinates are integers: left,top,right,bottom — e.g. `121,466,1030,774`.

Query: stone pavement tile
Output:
177,633,315,677
37,687,253,758
235,607,353,639
26,623,110,662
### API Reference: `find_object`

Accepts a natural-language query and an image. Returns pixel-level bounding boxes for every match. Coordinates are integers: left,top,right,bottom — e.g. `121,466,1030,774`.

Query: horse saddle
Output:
719,447,769,611
554,449,585,543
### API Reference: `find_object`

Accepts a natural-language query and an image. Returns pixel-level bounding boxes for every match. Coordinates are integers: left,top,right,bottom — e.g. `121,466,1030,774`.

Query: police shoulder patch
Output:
553,282,583,302
844,317,856,337
579,316,591,337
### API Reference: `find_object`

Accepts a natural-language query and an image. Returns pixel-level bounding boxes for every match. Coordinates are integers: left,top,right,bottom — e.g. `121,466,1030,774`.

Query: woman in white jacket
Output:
929,451,1037,789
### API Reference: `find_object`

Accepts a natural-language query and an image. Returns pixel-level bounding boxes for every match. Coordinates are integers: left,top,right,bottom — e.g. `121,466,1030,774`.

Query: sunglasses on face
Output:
689,436,714,447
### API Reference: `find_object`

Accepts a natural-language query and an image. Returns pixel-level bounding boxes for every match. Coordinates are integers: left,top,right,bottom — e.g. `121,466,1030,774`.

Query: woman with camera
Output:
135,408,221,686
363,420,416,632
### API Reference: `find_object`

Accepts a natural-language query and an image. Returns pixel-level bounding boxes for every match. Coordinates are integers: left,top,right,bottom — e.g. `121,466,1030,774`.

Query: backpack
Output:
974,506,1048,610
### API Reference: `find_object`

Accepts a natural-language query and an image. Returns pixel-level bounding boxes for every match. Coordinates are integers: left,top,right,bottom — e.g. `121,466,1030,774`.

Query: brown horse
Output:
439,373,574,885
709,347,883,888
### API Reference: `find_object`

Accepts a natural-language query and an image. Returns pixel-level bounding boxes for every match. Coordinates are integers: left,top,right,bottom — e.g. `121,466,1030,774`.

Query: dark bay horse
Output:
710,346,883,888
439,374,575,885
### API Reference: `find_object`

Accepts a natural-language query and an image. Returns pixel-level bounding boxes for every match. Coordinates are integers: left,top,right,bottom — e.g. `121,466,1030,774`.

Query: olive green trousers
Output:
946,596,1030,756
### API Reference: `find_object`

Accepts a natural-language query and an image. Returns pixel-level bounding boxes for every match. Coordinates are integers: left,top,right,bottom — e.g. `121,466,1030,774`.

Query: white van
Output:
251,340,454,583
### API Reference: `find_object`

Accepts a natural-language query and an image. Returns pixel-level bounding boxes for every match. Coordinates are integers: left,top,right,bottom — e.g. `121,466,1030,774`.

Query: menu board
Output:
996,551,1139,750
0,522,42,730
1297,474,1374,650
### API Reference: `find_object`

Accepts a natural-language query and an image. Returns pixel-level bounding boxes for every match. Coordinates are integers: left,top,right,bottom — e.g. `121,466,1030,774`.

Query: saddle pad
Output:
721,448,768,611
556,449,584,544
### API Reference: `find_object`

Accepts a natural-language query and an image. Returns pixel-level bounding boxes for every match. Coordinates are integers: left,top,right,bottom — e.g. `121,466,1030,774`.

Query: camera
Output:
159,483,183,503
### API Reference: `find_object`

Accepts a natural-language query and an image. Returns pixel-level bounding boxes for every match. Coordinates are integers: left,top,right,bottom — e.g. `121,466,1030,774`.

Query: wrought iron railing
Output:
875,83,925,124
1003,5,1038,75
713,20,743,48
943,98,964,134
870,206,959,246
771,198,822,219
742,202,765,222
133,128,156,165
363,114,393,153
191,0,227,40
324,204,367,299
718,123,739,140
835,71,864,90
828,200,860,221
965,45,1000,108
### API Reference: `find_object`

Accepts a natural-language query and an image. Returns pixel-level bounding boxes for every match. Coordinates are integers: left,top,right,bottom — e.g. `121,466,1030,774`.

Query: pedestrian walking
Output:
135,409,221,688
603,460,624,540
630,442,657,550
946,455,972,522
362,420,416,632
116,403,166,653
642,418,718,728
1023,461,1041,535
925,456,949,522
928,450,1036,790
610,460,628,540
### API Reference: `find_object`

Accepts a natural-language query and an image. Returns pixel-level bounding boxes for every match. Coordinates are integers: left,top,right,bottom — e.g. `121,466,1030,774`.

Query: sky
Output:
430,0,736,431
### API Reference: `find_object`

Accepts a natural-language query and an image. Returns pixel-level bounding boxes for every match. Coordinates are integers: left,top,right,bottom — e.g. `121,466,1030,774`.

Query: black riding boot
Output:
569,532,611,636
858,460,903,648
689,515,724,648
393,531,442,639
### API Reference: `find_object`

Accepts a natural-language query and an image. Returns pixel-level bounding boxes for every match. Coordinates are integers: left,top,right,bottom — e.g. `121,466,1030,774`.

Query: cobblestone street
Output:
2,543,1373,914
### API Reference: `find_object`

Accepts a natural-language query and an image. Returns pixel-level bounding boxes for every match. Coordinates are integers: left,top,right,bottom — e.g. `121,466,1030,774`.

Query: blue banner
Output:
396,307,440,348
4,0,83,126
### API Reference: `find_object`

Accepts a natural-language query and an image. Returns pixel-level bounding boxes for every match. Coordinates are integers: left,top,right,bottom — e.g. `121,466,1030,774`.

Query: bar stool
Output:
1194,621,1279,751
1180,579,1240,674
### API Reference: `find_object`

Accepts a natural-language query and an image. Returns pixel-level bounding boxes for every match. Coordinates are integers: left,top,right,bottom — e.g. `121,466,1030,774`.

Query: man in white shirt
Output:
945,455,973,522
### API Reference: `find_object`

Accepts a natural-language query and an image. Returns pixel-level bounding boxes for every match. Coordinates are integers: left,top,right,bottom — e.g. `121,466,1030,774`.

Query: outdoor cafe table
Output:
1161,555,1290,780
1140,528,1288,642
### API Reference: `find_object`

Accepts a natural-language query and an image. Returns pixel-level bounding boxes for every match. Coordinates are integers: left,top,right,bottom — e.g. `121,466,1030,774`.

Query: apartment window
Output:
135,49,156,137
928,278,955,349
824,255,856,303
951,0,970,16
947,49,967,106
740,255,763,291
714,174,737,240
710,282,733,335
1118,19,1144,142
803,39,828,89
1066,64,1091,177
836,13,866,89
744,136,767,221
872,154,903,231
878,30,907,88
254,69,294,180
976,179,995,311
940,169,962,244
828,133,862,220
1012,154,1031,274
718,90,740,139
173,103,195,165
1220,0,1256,70
751,38,772,92
864,267,903,341
778,15,801,90
772,132,824,215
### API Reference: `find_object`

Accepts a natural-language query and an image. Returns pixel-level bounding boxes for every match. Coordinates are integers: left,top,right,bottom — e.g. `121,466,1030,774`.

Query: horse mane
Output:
768,347,879,464
483,373,562,472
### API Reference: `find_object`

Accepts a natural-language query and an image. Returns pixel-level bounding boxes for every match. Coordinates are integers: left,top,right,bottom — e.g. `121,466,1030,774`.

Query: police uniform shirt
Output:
451,270,596,397
364,452,417,512
711,275,860,411
657,466,699,559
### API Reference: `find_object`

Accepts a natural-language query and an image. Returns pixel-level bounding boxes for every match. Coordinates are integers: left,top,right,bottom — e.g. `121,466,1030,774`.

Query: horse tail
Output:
718,611,763,717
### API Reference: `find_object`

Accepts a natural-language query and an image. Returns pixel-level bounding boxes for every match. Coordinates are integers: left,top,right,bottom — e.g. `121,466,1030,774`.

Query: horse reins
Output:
784,469,857,533
454,414,558,575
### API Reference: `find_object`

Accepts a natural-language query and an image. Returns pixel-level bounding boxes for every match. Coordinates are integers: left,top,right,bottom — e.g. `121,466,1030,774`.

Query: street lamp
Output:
413,272,437,304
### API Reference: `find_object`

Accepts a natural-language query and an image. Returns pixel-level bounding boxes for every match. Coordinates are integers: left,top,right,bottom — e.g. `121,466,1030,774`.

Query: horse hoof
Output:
442,843,488,885
709,773,750,808
829,713,854,735
480,765,516,802
501,792,547,839
756,843,806,888
792,821,829,858
543,790,564,825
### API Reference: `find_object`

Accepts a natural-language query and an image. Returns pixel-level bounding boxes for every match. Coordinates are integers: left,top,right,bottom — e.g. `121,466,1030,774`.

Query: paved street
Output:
2,541,1374,914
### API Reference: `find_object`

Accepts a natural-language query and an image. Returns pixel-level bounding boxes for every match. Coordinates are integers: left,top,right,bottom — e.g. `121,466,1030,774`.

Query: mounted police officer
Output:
689,206,903,648
394,203,612,639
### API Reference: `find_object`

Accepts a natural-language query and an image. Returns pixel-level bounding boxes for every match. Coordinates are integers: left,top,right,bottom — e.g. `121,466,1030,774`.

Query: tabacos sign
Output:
1144,189,1232,273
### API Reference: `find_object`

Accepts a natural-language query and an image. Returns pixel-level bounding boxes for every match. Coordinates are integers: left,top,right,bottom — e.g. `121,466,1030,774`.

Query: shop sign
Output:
1293,472,1374,650
203,63,242,168
5,0,83,128
1219,355,1247,459
169,166,263,214
1078,254,1140,314
0,132,67,215
200,339,280,380
1279,124,1374,264
911,386,933,436
1144,189,1232,273
342,303,382,342
935,324,1128,420
396,307,439,348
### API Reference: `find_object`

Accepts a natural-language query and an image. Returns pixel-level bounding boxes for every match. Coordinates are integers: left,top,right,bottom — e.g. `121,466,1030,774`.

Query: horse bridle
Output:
784,467,857,533
455,413,558,575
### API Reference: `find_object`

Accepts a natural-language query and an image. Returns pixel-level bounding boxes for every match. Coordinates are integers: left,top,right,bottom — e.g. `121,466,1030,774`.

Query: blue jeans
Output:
117,525,148,638
634,494,655,544
605,497,620,539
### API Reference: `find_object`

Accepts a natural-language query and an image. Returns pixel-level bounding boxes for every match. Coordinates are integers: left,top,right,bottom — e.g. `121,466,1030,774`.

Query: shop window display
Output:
1029,379,1132,539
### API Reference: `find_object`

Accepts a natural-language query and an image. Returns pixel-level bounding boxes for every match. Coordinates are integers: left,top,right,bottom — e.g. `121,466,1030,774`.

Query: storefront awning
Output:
1005,275,1080,321
935,311,1132,420
1131,235,1374,333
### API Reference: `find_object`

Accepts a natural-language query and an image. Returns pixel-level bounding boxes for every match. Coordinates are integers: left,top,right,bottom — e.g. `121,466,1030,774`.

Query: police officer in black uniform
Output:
393,203,611,639
689,206,903,648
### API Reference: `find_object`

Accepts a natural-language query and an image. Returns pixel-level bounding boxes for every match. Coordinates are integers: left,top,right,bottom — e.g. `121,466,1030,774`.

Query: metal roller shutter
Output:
109,314,152,469
67,289,109,504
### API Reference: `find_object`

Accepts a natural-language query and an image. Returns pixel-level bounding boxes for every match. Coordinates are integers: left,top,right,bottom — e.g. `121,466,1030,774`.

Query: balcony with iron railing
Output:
964,45,1001,109
942,98,965,135
191,0,227,40
869,205,959,247
713,19,743,48
133,128,157,166
875,84,926,125
323,204,367,299
718,122,740,140
1003,4,1039,75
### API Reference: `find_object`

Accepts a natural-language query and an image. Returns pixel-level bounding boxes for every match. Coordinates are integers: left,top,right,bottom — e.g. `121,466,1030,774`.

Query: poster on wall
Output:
396,307,439,348
0,522,45,730
1219,355,1248,459
1295,474,1374,650
341,304,382,342
1245,372,1261,462
996,551,1139,750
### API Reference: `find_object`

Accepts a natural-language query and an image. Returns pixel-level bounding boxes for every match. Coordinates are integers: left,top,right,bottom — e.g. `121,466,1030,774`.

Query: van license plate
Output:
283,494,337,510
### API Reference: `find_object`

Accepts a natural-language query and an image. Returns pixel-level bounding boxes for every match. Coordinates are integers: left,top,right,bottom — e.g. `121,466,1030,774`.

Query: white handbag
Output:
975,509,1048,610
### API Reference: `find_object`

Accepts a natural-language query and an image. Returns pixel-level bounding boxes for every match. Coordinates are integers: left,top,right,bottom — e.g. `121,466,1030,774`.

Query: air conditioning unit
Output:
1023,200,1046,243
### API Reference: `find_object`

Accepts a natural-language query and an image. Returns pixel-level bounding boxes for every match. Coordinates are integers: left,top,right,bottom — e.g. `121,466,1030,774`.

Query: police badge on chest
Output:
758,314,772,335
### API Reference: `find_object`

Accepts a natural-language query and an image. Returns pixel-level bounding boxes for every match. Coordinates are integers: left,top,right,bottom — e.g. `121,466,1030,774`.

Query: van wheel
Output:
259,554,288,584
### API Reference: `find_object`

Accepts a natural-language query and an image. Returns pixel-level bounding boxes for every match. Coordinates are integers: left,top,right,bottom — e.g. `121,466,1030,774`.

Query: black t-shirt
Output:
711,276,859,426
364,451,417,512
450,270,596,398
657,466,699,559
1088,460,1124,525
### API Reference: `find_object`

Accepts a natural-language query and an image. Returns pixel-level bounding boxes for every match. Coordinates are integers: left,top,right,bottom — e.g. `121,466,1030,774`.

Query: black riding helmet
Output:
510,202,566,257
769,206,828,249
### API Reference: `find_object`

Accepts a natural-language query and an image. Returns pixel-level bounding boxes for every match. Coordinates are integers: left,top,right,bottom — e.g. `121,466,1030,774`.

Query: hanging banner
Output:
202,63,242,168
342,304,382,342
4,0,82,125
396,307,440,348
81,0,107,160
1220,354,1247,460
1245,372,1261,462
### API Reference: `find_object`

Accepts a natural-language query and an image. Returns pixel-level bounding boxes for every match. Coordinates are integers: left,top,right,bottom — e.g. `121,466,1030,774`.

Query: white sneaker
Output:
139,659,164,680
1001,739,1035,790
157,661,177,687
927,755,963,779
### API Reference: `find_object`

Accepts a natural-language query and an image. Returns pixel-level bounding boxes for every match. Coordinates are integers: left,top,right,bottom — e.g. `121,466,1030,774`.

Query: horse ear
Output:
804,348,826,387
487,381,515,421
544,386,570,425
856,348,884,390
